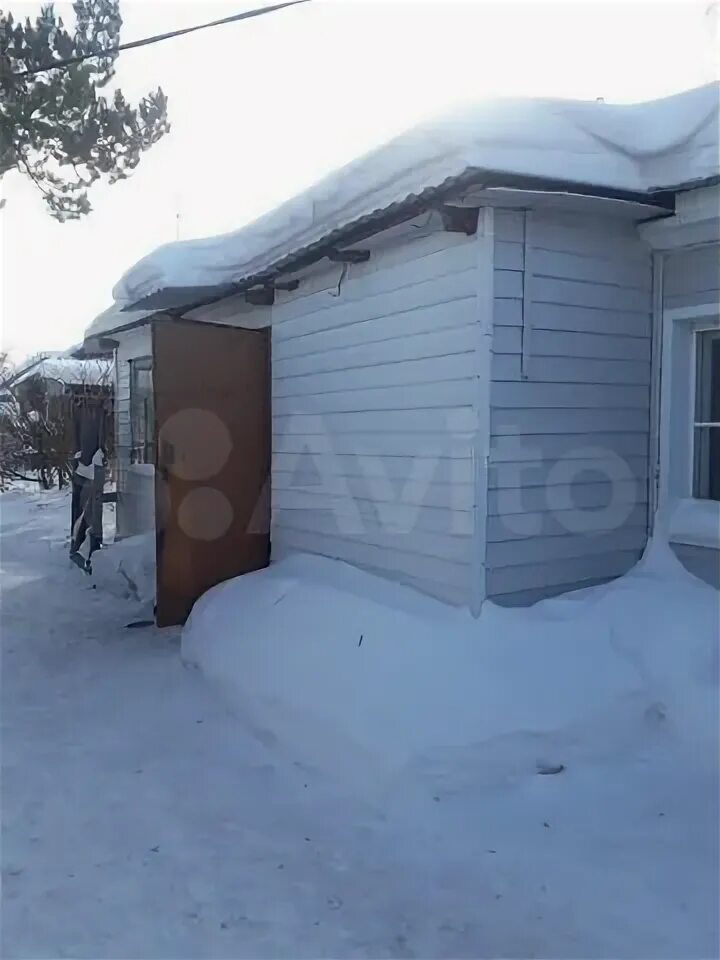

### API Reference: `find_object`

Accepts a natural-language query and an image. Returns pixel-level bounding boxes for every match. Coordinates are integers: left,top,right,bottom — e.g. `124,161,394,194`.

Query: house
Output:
8,354,112,411
83,83,719,625
640,184,720,587
1,354,113,489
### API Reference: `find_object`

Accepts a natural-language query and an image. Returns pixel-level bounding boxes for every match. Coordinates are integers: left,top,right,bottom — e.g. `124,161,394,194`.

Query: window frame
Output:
660,302,720,549
129,356,155,467
691,328,720,500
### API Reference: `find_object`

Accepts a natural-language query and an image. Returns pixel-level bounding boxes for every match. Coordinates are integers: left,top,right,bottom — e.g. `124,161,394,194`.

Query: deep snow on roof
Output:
94,83,718,336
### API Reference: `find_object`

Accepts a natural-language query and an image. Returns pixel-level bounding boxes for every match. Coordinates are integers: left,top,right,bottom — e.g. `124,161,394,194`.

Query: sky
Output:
1,0,717,361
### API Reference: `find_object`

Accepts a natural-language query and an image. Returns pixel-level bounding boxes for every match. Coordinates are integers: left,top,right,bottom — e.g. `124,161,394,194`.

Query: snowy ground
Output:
2,489,718,959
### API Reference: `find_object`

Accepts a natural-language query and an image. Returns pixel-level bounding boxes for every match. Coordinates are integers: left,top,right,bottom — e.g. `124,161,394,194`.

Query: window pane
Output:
693,426,720,499
693,331,720,501
695,331,720,423
130,359,154,464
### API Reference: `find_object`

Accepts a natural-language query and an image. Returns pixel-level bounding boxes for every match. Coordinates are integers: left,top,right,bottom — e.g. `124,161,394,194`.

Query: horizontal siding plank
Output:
487,548,642,595
493,298,524,326
273,479,474,512
272,454,472,485
663,245,720,298
278,227,474,299
492,354,650,385
274,243,477,324
487,478,644,515
493,299,651,337
487,504,647,542
487,526,647,568
274,407,473,435
491,381,649,410
274,511,472,563
664,290,720,311
494,209,525,242
494,270,524,299
359,223,474,271
531,248,650,290
492,325,524,353
272,527,470,588
488,454,648,489
493,327,650,361
274,270,478,345
274,299,475,363
490,431,648,462
274,430,472,458
273,380,473,415
529,276,650,312
275,354,475,397
494,241,525,271
491,407,649,435
529,214,650,260
275,502,471,537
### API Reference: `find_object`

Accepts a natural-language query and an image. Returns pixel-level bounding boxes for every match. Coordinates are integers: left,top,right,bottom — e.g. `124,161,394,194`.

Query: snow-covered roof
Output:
92,83,718,336
83,303,161,345
11,356,113,388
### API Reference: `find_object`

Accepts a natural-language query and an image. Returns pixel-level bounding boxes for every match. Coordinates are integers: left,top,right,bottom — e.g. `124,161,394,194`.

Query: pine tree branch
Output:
10,1,309,76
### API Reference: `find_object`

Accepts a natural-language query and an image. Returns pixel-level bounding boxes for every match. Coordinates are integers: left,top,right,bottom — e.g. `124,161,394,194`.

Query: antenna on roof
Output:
174,193,182,242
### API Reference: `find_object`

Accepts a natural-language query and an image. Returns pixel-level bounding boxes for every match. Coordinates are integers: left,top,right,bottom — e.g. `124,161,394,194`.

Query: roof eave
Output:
122,168,677,315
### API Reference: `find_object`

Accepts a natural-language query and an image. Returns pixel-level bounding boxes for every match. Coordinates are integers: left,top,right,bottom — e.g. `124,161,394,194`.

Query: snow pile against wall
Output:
102,84,718,315
91,532,156,613
182,544,717,786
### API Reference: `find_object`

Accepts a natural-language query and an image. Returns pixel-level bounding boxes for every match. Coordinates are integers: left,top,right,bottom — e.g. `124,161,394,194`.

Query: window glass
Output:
130,358,154,465
693,331,720,501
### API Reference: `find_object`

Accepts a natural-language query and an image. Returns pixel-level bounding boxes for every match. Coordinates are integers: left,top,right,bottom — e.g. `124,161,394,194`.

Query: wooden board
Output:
152,319,270,626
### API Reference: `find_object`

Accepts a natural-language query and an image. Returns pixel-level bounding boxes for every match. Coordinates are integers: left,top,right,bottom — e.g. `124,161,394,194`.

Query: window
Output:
129,358,155,465
693,330,720,501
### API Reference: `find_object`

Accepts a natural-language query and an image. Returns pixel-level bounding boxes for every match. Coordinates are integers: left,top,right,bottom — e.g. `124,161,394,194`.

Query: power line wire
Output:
9,0,310,78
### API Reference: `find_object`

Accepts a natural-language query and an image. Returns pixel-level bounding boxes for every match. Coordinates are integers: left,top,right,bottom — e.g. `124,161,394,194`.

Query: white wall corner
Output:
640,184,720,250
647,252,664,534
471,206,494,616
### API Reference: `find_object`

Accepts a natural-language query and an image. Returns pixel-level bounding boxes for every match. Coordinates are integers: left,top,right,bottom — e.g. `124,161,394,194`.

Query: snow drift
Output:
91,532,156,613
182,543,718,786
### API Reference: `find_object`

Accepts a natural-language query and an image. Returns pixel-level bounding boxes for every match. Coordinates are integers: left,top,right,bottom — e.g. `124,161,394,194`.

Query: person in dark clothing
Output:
69,400,107,572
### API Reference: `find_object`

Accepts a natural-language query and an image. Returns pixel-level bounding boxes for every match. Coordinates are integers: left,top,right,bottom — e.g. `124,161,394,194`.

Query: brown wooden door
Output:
152,319,270,626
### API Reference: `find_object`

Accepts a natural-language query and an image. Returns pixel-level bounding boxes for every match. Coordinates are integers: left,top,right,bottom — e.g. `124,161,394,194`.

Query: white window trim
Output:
658,301,720,550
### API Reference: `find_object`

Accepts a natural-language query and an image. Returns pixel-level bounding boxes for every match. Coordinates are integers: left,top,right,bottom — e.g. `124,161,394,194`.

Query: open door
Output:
152,318,270,626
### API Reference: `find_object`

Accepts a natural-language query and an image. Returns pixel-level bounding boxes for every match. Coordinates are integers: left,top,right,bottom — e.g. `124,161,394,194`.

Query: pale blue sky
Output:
1,0,717,360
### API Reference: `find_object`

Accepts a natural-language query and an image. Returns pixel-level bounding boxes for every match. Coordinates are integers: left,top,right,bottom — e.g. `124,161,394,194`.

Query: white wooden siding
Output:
185,292,271,329
487,208,653,604
663,243,720,583
271,218,479,604
663,245,720,311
